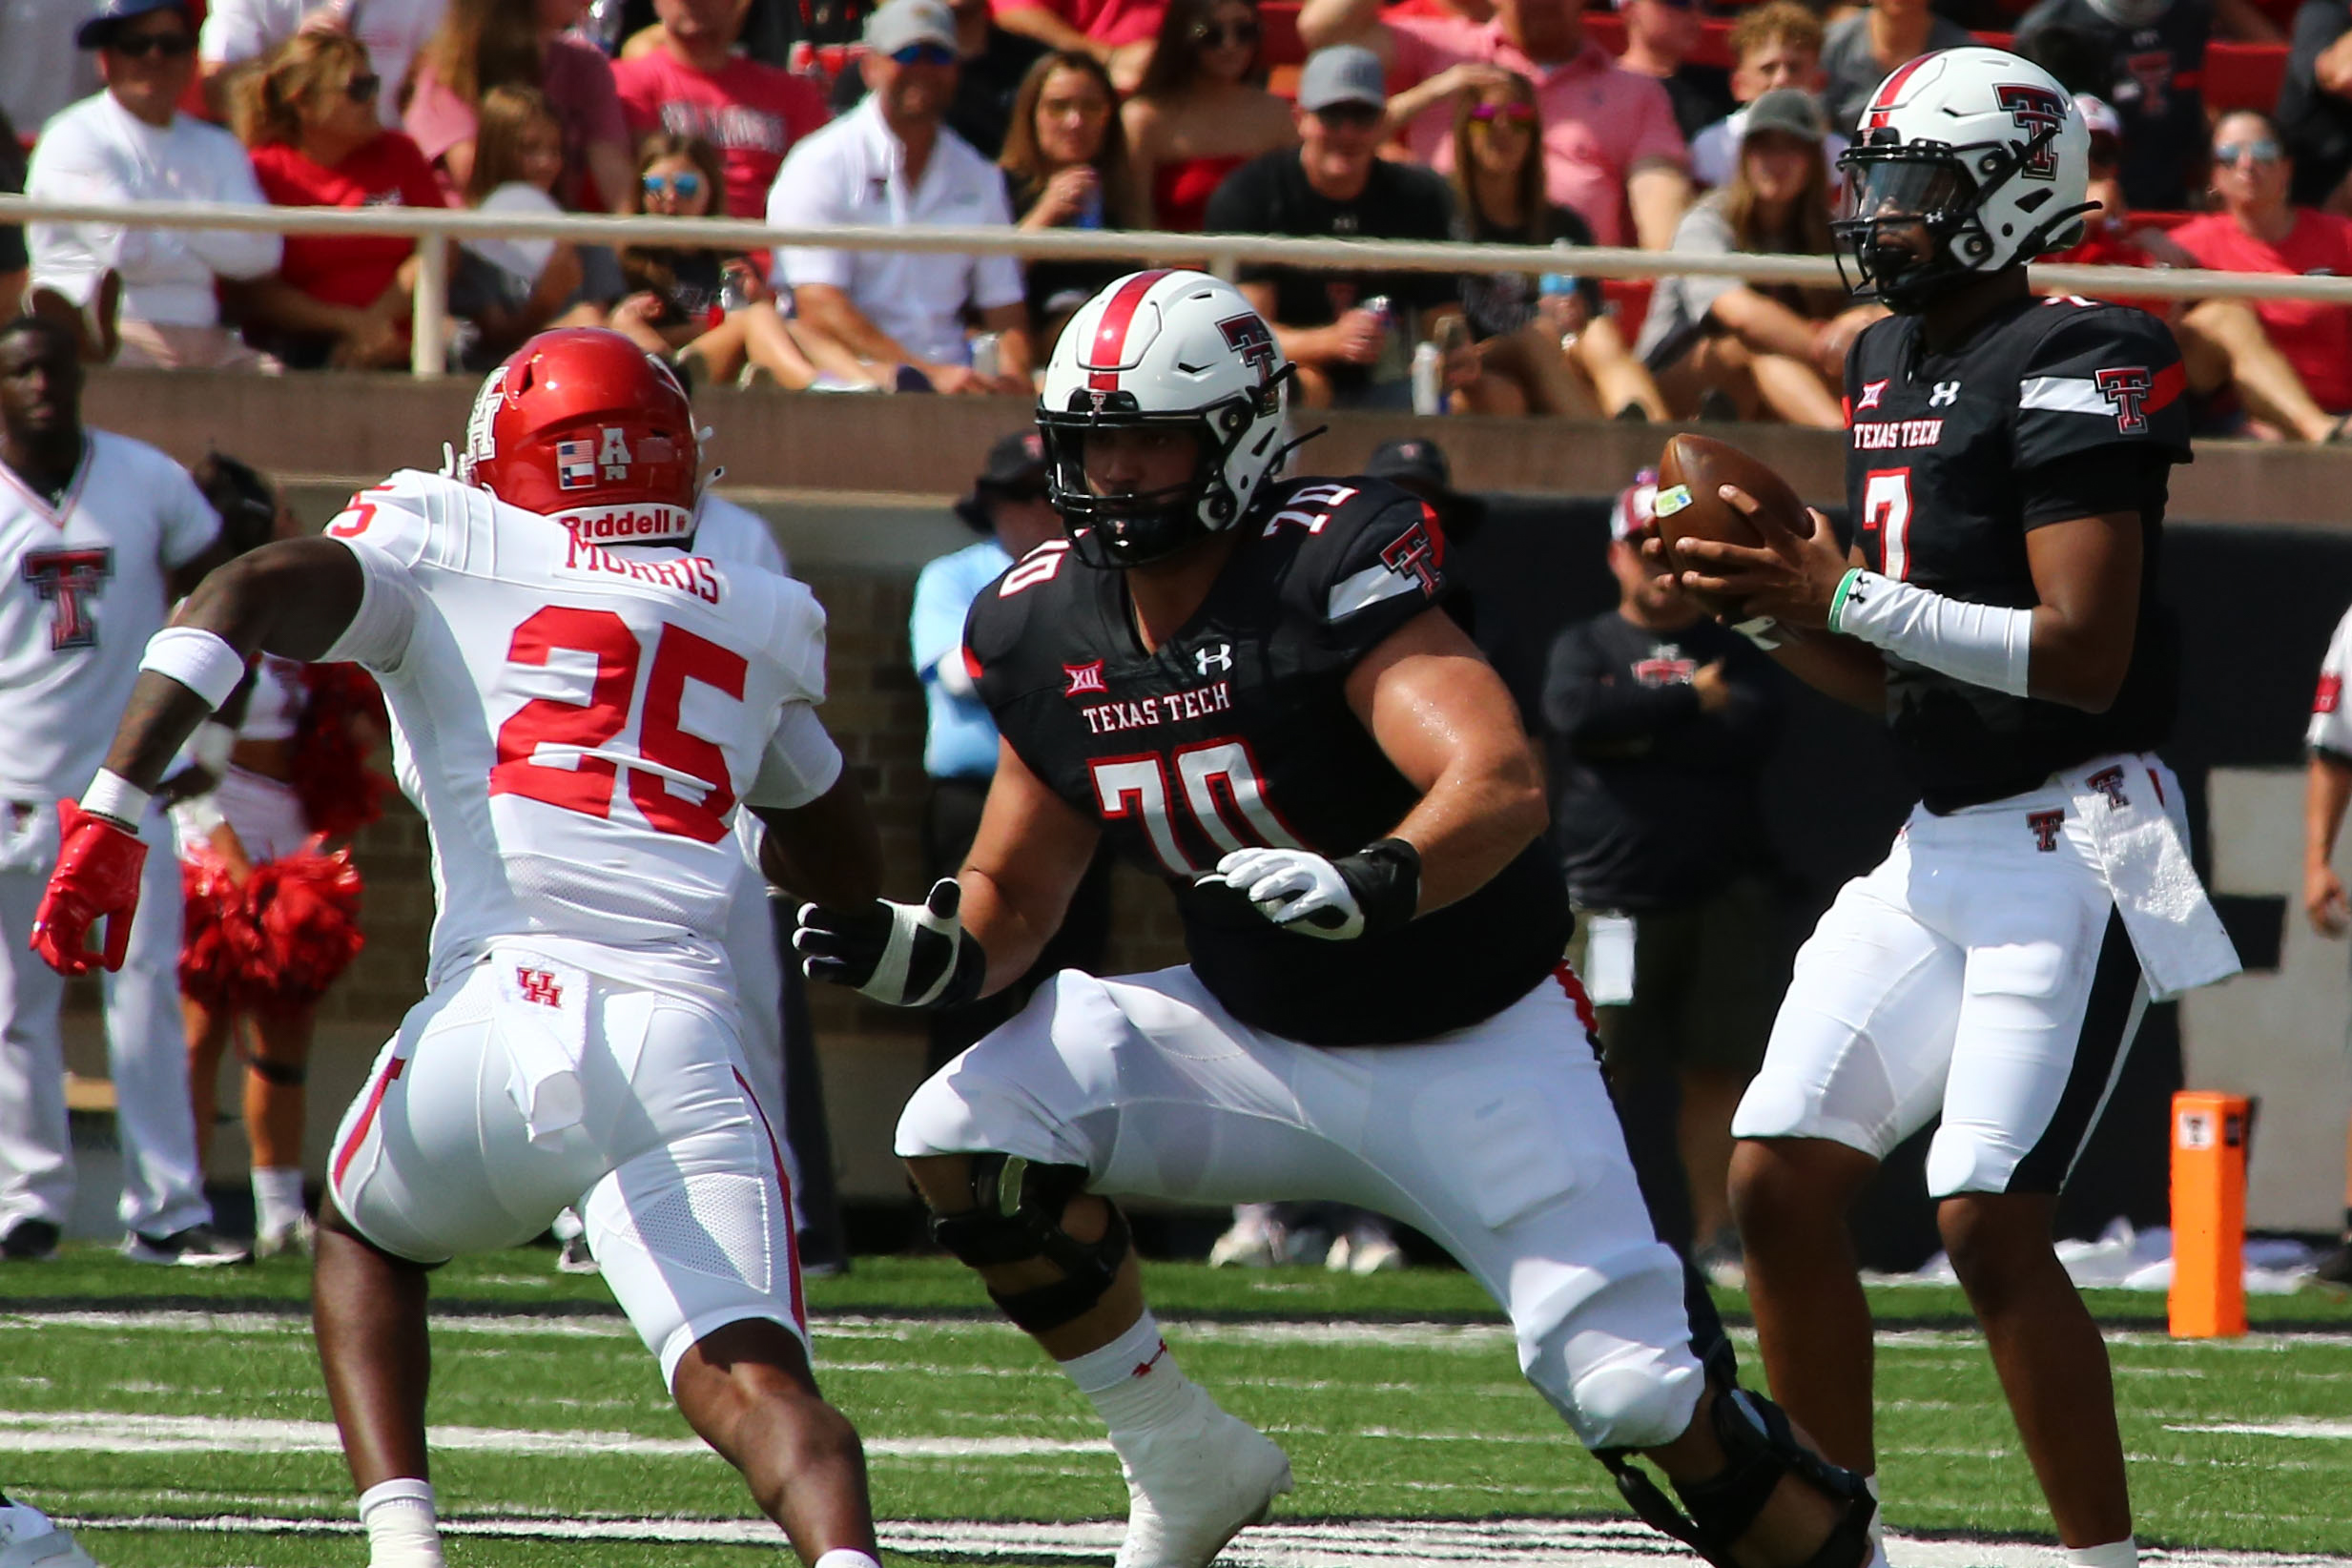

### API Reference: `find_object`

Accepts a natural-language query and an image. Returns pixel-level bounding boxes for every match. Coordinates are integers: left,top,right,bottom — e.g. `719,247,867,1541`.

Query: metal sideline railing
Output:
6,193,2347,381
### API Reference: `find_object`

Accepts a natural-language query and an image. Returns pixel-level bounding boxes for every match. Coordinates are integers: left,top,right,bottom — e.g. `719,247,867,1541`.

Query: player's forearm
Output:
1297,0,1384,52
2306,753,2352,872
795,287,916,368
755,775,883,909
955,865,1059,996
1385,751,1547,916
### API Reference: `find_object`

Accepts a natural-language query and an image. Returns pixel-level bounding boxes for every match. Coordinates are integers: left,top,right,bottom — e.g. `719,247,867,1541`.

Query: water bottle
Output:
1075,185,1104,231
969,332,1001,382
1538,270,1580,299
1411,340,1445,417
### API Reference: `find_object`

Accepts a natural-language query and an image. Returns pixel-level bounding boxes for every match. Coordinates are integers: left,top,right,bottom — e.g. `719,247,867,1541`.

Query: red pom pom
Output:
241,846,365,1013
293,665,390,843
178,850,264,1013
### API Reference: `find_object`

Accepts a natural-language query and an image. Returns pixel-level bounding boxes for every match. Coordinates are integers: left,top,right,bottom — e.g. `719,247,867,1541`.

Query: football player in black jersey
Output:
1664,49,2239,1568
797,269,1883,1568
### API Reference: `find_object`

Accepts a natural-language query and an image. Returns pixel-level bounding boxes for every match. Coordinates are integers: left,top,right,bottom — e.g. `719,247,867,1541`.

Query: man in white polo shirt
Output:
767,0,1032,395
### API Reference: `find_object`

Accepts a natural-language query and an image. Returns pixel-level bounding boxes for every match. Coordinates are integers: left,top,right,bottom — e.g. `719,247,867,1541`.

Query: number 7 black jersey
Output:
1843,294,2193,813
963,475,1572,1046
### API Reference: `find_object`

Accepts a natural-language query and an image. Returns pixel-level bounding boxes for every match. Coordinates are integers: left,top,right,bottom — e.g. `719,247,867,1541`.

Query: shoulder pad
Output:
964,537,1076,673
2016,299,2189,457
320,469,455,567
1262,476,1451,631
760,570,830,704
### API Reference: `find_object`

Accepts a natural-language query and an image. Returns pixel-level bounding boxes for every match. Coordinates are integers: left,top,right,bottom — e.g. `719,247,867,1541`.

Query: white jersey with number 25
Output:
316,469,839,1009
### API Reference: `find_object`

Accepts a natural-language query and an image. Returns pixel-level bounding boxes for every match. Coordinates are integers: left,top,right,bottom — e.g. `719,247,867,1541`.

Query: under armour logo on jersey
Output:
1928,382,1962,407
21,547,113,650
1195,643,1233,676
2086,766,2131,809
516,968,563,1006
1855,379,1888,412
2095,366,2153,434
2027,809,2066,852
1063,660,1107,696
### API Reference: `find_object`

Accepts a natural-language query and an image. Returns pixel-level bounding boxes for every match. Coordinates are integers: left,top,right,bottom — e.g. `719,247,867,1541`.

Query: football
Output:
1650,433,1810,618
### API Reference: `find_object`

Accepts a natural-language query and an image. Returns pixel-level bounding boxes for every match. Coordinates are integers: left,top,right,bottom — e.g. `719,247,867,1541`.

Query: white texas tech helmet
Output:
1039,269,1293,567
1835,47,2094,310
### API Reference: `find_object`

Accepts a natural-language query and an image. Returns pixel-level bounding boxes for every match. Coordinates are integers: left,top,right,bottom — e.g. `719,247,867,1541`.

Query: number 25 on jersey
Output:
490,606,742,844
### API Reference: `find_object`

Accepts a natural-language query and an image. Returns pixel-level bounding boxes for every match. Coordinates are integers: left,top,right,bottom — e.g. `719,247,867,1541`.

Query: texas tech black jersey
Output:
1843,294,2191,813
965,476,1572,1046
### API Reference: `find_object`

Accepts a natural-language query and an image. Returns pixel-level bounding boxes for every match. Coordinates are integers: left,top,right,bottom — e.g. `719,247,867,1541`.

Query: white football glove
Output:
1208,847,1367,939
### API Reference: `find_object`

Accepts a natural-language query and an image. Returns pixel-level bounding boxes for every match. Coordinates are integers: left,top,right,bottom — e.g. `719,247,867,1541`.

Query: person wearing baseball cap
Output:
911,430,1111,1071
1544,463,1785,1282
24,0,280,367
1202,44,1476,409
1631,87,1880,428
767,0,1035,394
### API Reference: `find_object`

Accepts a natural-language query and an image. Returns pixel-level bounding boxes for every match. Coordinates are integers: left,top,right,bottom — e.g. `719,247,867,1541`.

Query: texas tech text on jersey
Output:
964,475,1571,1046
1844,294,2192,811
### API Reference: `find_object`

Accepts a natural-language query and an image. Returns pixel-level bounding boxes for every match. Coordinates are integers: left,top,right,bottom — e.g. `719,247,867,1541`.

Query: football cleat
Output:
1110,1383,1291,1568
1206,1206,1286,1269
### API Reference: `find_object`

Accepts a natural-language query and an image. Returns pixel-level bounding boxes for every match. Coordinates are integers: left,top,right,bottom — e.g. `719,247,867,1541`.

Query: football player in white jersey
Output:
33,329,889,1568
0,313,247,1267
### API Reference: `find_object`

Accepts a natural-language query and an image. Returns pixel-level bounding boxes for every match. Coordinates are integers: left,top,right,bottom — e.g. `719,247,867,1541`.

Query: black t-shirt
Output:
964,475,1572,1045
2015,0,2210,209
1541,611,1782,911
1843,295,2191,812
1455,203,1600,340
1658,65,1735,145
2281,0,2352,208
948,26,1047,159
1007,170,1129,327
1204,149,1459,330
621,247,729,328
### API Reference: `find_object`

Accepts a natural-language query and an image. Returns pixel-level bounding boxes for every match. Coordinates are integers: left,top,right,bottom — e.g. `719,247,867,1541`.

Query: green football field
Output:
4,1250,2350,1566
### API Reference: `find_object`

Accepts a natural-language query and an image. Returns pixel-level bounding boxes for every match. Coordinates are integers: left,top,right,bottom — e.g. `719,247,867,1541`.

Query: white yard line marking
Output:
2167,1418,2352,1440
59,1513,2352,1566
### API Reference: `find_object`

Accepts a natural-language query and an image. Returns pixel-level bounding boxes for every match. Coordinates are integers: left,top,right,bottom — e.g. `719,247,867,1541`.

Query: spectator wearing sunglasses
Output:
1001,52,1145,340
1613,0,1730,144
1296,0,1690,250
24,0,284,370
987,0,1161,93
613,0,832,224
1204,45,1478,410
768,0,1033,393
197,0,451,130
1123,0,1294,231
228,31,448,370
2172,110,2352,438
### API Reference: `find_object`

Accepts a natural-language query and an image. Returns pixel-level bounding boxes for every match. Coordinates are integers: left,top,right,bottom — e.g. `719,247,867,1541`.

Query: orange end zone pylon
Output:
2169,1090,2252,1340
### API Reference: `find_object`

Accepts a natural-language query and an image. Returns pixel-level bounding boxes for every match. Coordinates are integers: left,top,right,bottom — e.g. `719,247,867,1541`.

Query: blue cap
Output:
76,0,195,50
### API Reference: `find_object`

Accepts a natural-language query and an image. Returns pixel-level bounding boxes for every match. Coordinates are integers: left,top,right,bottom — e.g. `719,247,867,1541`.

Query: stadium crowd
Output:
6,0,2352,429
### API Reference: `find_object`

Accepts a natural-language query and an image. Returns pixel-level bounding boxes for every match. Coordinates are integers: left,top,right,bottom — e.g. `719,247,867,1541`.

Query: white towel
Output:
2070,760,2240,1002
493,957,588,1143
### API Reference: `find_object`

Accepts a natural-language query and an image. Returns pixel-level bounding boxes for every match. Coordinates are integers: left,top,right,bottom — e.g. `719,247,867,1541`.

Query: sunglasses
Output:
1311,102,1384,129
343,72,382,102
2214,138,2281,165
889,41,958,65
108,31,196,58
1194,21,1259,47
643,170,705,198
1470,101,1536,124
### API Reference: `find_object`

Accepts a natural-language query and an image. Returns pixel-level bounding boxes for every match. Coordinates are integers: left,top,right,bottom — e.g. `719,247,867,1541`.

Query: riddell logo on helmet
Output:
557,505,696,544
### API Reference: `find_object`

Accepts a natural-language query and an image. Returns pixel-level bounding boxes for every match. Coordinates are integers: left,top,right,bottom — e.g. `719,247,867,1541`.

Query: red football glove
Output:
31,801,149,977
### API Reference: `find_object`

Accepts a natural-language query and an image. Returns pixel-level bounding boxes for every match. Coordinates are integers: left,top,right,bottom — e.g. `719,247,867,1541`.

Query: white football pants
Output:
0,804,210,1237
897,962,1706,1453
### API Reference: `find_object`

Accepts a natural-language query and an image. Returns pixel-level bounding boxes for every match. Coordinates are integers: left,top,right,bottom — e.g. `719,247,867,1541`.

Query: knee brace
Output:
1598,1380,1875,1568
242,1048,307,1088
927,1153,1130,1335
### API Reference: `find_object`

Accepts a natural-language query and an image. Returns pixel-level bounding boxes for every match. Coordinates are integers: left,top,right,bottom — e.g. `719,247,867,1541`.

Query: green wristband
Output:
1827,567,1865,635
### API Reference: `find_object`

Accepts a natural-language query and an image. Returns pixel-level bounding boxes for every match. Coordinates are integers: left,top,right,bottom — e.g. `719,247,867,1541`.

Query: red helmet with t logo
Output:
460,329,700,545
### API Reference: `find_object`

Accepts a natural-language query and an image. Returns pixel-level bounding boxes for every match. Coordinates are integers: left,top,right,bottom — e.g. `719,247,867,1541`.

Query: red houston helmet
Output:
461,329,700,545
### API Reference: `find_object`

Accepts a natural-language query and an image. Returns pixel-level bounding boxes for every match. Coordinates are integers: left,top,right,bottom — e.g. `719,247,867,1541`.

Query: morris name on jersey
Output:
1843,295,2190,811
965,476,1570,1047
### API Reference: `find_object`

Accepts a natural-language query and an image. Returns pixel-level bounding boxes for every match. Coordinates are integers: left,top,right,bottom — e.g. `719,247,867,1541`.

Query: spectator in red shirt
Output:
2172,108,2352,438
405,0,636,212
1121,0,1294,230
612,0,831,224
1298,0,1691,248
228,31,447,368
989,0,1159,91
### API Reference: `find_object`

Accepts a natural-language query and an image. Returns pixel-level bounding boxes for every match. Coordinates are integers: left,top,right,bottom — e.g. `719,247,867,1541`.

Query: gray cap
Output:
863,0,957,55
1742,88,1827,147
1297,45,1386,113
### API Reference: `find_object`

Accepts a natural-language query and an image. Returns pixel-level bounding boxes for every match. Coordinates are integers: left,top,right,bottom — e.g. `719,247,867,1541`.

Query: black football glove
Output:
794,877,986,1008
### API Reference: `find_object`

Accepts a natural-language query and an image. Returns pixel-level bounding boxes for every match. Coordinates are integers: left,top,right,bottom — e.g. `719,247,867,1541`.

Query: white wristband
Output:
81,769,153,828
176,793,226,837
138,627,247,711
190,719,236,774
1829,568,2032,697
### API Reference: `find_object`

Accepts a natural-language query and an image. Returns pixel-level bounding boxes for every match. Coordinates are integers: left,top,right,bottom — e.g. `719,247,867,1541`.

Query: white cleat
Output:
0,1502,101,1568
1111,1386,1292,1568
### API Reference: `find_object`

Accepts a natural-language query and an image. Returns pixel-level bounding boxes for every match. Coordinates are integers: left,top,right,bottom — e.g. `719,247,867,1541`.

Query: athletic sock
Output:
812,1552,883,1568
253,1167,306,1234
359,1477,445,1568
1865,1474,1884,1557
2066,1540,2137,1568
1059,1310,1193,1435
